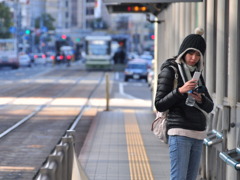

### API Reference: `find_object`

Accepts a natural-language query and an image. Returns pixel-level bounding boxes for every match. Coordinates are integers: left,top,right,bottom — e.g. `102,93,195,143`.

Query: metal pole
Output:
216,0,226,106
227,0,238,178
205,0,215,95
105,73,109,111
152,16,160,111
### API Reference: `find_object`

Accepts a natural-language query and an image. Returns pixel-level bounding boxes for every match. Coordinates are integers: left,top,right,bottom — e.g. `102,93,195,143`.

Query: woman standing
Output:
155,28,214,180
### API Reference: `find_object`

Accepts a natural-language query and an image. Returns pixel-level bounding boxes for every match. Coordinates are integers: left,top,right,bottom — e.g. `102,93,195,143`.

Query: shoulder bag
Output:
151,65,178,144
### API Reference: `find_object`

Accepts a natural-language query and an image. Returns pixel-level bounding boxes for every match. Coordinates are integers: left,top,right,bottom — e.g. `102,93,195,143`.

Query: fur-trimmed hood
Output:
175,48,204,72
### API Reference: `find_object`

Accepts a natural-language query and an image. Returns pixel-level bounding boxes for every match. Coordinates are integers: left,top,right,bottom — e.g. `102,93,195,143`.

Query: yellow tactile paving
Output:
124,111,154,180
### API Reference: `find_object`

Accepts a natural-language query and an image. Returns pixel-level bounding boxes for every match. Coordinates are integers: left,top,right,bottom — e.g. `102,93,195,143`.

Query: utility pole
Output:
13,0,22,52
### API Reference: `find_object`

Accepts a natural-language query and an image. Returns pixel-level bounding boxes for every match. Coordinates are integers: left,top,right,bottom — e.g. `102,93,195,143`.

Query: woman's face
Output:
184,50,201,66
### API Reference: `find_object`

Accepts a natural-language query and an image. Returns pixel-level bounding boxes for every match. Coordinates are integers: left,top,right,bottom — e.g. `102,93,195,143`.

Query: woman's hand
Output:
191,92,203,103
178,80,198,94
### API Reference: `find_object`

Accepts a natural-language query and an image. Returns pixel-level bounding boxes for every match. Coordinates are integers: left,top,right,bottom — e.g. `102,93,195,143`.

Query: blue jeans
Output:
168,135,203,180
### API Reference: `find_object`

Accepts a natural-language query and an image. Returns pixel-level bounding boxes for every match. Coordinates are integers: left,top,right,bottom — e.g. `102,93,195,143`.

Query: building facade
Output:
152,1,240,179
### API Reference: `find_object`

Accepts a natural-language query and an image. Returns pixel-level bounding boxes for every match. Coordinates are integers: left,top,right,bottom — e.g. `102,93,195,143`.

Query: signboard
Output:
103,0,202,4
95,0,102,18
107,4,151,13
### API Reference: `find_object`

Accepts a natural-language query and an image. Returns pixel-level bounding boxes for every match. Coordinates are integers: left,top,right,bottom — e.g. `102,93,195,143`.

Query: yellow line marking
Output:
124,111,154,180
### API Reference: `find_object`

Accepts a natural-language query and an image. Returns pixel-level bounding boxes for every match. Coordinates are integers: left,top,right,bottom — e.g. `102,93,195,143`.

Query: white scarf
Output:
177,59,208,120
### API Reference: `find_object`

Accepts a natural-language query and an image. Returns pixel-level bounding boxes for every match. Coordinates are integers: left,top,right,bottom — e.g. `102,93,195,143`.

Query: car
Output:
55,46,74,65
45,51,56,64
124,59,148,82
19,53,32,67
139,54,153,68
147,68,154,90
127,52,139,60
32,53,47,65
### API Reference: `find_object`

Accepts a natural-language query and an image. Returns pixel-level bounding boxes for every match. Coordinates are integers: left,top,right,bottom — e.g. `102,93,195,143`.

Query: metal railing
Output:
34,130,88,180
219,122,240,180
219,147,240,171
201,105,230,180
203,129,224,147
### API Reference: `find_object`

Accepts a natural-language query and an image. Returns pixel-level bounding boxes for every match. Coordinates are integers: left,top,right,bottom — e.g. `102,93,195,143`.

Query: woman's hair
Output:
182,50,199,59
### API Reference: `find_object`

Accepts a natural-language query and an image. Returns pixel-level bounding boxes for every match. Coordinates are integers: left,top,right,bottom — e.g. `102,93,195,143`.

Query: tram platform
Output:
78,109,170,180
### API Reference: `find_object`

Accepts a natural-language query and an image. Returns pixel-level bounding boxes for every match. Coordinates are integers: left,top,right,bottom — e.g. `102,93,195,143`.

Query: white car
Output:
140,54,153,68
19,54,32,67
33,53,47,65
147,69,154,90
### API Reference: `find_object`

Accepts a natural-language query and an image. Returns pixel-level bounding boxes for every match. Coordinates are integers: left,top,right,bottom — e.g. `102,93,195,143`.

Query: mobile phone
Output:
192,71,201,81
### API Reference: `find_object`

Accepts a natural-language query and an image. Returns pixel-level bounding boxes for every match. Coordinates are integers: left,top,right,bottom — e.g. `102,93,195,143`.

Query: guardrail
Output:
201,105,230,180
203,129,224,146
218,121,240,179
219,147,240,171
34,130,88,180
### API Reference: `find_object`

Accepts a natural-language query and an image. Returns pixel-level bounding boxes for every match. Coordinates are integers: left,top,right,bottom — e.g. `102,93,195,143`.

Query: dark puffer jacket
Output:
154,59,214,131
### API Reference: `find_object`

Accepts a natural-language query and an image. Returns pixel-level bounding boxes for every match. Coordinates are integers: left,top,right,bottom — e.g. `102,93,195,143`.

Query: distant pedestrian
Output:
113,48,126,64
154,28,214,180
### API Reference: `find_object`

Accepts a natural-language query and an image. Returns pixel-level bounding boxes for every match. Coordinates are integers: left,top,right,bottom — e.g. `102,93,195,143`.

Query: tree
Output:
0,3,13,38
35,13,55,31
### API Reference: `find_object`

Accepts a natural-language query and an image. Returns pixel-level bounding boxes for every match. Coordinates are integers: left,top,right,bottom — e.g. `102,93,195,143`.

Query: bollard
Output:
62,136,74,180
35,168,50,180
67,130,76,142
51,151,64,180
48,155,61,180
105,73,109,111
42,157,58,180
56,145,68,180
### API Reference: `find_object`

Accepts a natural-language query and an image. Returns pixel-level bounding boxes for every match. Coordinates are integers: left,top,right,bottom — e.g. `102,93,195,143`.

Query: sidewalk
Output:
78,108,170,180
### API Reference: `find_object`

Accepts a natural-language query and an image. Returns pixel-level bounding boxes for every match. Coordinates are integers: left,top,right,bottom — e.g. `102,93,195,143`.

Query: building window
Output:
86,7,94,15
86,20,92,28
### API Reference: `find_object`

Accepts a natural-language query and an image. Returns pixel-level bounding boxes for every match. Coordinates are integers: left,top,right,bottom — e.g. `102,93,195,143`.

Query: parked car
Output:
19,53,32,67
124,59,148,82
32,53,47,65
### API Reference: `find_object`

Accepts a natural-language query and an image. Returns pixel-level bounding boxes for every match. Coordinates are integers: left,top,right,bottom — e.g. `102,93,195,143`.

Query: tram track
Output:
0,67,109,179
0,69,89,107
0,70,96,136
0,71,105,140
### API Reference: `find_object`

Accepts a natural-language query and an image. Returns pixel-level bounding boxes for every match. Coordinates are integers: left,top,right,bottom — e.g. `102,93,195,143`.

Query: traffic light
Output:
61,34,67,40
76,38,81,42
25,29,31,35
150,34,155,40
106,4,149,13
127,5,147,12
118,41,124,46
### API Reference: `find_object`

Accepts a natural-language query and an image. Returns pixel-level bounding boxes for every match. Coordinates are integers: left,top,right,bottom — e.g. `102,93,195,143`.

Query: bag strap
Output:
169,65,178,89
177,63,209,118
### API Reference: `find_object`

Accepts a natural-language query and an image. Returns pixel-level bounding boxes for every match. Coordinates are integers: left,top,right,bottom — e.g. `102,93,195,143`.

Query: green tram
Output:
85,35,113,70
